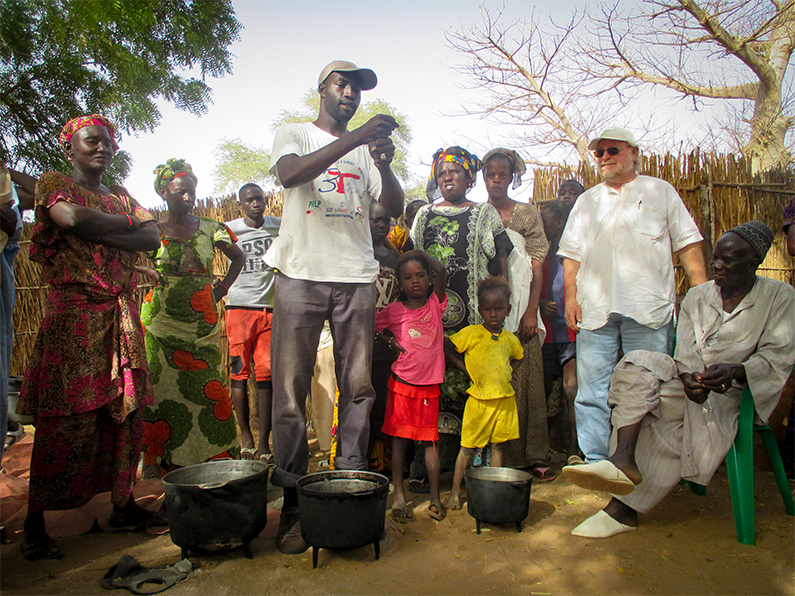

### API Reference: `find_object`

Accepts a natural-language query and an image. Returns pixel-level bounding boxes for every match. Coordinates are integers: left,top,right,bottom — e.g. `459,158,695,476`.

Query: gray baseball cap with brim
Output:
318,60,377,91
587,127,639,150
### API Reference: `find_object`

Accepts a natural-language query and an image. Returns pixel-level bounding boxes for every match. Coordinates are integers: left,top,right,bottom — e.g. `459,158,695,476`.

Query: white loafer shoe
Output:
562,460,637,495
571,510,637,538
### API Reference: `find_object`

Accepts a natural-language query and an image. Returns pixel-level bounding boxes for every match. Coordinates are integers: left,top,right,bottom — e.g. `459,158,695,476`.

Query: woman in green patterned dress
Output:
138,159,245,474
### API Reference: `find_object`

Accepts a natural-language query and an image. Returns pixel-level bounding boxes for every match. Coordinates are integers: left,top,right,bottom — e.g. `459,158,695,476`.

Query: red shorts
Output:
225,308,273,382
382,377,440,442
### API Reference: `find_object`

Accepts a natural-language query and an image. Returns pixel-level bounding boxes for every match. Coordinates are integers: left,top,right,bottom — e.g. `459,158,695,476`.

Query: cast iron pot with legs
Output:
297,470,389,568
465,466,533,533
163,460,270,559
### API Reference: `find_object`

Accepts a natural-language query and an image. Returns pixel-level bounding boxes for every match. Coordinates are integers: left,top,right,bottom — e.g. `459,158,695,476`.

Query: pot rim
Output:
162,459,270,488
296,470,389,496
465,466,533,483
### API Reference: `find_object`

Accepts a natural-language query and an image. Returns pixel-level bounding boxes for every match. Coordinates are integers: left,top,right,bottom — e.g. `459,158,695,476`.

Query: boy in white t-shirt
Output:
265,60,404,555
225,183,280,464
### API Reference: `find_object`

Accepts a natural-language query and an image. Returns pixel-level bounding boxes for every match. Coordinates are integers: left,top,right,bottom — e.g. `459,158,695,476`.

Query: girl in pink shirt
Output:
375,250,447,522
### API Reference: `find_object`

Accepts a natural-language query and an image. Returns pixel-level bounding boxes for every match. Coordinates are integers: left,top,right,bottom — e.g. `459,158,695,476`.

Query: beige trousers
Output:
310,345,337,452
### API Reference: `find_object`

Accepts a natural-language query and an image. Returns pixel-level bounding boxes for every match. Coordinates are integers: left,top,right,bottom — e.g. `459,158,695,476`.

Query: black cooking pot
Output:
465,467,533,534
296,471,389,568
162,460,269,559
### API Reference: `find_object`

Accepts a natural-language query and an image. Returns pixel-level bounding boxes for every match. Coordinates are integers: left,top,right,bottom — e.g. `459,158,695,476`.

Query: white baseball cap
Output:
588,127,639,150
318,60,377,91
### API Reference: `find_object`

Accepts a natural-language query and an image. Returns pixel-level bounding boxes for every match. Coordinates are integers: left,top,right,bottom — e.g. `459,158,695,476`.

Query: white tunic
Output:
558,175,702,330
608,277,795,513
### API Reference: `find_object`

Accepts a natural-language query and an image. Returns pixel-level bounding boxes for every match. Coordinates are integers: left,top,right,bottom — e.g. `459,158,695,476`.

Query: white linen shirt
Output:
557,175,702,331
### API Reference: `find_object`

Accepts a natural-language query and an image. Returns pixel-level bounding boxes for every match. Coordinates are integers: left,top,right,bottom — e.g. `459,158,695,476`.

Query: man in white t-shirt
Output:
265,60,403,554
557,127,707,465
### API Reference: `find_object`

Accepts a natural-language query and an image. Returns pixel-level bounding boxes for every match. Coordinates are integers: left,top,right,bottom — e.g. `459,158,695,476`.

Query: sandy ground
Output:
2,447,793,596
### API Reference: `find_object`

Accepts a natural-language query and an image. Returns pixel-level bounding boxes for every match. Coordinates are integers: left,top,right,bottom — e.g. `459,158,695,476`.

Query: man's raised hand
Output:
354,114,398,146
369,137,395,167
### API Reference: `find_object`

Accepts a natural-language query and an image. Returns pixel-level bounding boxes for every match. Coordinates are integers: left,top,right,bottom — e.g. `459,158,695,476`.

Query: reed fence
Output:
10,152,794,376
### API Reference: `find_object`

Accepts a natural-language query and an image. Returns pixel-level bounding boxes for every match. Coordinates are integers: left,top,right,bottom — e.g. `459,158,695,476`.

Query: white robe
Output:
606,277,795,513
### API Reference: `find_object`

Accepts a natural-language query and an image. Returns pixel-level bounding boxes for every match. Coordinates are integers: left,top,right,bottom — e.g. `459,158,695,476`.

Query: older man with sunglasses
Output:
558,128,707,465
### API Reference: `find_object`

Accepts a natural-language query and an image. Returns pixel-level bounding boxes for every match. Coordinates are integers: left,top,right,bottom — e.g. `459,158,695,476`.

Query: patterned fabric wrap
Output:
28,408,143,511
427,147,483,196
387,224,408,253
500,200,549,468
140,218,239,467
20,171,153,510
728,220,774,261
482,147,527,190
153,158,198,195
59,114,120,154
20,172,154,422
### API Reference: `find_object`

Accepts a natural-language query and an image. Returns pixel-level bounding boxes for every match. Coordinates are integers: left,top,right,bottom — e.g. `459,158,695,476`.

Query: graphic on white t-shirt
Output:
308,160,368,220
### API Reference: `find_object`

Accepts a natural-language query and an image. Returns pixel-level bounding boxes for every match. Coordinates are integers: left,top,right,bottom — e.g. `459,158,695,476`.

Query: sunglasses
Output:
593,146,625,158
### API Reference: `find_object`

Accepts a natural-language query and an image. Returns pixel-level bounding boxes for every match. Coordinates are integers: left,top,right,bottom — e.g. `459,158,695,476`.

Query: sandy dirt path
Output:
2,457,793,596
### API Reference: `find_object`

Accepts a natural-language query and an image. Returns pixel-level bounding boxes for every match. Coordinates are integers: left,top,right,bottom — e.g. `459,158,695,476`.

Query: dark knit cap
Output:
728,221,774,261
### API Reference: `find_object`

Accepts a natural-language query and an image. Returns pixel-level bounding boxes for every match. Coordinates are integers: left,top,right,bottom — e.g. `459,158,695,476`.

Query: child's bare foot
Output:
391,502,414,522
446,493,463,510
428,501,446,521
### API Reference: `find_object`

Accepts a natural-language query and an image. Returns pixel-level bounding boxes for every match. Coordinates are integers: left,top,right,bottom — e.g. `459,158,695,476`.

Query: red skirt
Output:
382,377,440,442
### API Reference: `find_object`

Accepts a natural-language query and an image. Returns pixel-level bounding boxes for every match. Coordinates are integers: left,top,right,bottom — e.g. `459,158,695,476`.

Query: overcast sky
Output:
120,0,707,209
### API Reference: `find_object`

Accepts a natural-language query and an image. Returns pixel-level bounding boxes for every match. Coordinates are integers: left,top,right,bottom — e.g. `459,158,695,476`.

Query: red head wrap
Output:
59,114,120,154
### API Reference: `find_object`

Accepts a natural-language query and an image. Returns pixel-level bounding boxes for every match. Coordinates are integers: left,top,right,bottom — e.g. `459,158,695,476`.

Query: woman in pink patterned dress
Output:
18,115,162,560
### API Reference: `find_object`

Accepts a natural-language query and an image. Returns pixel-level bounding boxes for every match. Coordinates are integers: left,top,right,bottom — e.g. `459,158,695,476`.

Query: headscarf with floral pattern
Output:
426,146,482,199
153,158,198,195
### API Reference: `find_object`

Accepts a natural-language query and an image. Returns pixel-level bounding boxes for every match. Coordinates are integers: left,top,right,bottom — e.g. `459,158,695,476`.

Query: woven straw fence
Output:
10,152,794,375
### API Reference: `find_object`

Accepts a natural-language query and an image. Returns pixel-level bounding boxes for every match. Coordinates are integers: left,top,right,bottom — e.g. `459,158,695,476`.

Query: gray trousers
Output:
270,273,376,488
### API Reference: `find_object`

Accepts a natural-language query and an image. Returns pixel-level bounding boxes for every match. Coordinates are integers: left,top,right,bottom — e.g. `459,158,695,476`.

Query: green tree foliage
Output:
0,0,241,179
403,181,429,205
272,89,413,183
212,138,271,196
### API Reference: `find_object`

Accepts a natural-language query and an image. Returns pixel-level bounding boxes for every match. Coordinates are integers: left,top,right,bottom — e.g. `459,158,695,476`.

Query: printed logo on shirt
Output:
306,200,322,215
408,313,435,350
318,168,361,195
240,237,274,273
310,159,369,220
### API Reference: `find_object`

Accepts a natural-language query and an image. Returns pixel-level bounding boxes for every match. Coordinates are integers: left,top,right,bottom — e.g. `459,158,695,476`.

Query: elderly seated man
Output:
562,221,795,538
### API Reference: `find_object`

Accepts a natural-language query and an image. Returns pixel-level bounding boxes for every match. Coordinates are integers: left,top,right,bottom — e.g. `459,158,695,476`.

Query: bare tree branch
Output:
585,0,794,171
447,4,625,166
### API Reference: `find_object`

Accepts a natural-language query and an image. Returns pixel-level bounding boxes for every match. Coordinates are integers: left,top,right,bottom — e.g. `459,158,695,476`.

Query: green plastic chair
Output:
682,385,795,545
725,385,795,544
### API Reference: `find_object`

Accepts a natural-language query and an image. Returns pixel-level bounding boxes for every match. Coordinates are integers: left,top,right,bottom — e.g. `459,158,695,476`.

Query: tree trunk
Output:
745,8,794,173
745,77,793,173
